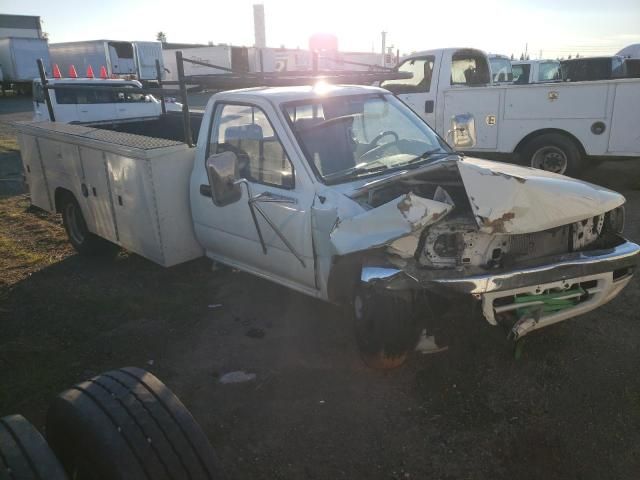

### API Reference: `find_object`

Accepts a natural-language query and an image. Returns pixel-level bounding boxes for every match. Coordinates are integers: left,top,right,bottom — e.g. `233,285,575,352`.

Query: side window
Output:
380,56,434,94
54,88,78,104
450,51,491,86
538,62,561,82
209,104,294,189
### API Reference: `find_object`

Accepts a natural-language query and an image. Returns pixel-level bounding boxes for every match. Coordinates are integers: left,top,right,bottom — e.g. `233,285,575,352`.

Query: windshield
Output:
284,93,451,184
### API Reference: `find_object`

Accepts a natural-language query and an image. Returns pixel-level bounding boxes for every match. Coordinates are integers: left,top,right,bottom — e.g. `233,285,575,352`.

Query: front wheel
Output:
60,194,118,255
353,286,421,369
522,133,583,177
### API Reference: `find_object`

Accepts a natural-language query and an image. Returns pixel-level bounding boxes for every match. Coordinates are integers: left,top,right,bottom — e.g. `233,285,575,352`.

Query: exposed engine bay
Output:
348,158,624,272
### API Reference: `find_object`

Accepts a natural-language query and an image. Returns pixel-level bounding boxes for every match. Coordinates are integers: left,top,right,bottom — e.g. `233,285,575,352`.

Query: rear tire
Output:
522,133,583,177
353,286,421,369
60,193,118,256
0,414,68,479
46,367,225,480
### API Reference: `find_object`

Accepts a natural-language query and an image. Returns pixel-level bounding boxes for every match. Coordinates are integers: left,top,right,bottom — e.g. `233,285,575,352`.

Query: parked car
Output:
561,56,630,82
32,77,182,123
381,47,640,175
487,54,513,83
15,81,639,368
511,59,562,84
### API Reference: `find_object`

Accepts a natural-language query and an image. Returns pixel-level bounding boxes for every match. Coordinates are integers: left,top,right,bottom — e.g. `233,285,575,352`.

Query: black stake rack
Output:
36,50,410,148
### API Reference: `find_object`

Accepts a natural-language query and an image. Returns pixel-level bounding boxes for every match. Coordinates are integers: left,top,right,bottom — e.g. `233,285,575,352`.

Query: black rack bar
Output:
37,58,55,122
43,84,183,96
318,56,396,71
176,51,193,147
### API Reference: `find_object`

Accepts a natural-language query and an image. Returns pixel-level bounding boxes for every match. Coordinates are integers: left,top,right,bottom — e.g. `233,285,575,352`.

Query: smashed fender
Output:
457,158,625,234
329,192,453,256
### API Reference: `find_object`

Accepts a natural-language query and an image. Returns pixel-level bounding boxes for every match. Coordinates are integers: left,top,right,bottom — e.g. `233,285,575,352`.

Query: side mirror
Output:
206,151,242,206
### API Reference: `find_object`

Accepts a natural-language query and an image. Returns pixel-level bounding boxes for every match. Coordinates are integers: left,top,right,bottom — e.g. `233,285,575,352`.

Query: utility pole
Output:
381,31,387,67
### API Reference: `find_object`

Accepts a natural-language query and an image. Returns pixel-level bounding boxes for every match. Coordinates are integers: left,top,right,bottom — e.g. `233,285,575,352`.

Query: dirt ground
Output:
1,95,640,480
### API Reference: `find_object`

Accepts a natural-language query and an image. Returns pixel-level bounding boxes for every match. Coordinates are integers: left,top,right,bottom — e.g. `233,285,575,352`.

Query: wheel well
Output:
514,129,586,157
53,187,74,213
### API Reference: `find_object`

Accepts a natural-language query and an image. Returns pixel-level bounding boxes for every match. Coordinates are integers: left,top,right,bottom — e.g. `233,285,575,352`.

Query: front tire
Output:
353,286,420,369
522,133,583,177
60,193,118,255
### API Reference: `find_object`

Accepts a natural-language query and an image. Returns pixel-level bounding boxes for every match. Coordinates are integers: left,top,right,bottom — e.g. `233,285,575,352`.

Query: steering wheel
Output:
370,130,399,146
359,130,400,161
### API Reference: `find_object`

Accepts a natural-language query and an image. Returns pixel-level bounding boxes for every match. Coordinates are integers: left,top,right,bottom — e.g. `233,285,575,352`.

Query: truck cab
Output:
32,77,180,123
511,59,562,84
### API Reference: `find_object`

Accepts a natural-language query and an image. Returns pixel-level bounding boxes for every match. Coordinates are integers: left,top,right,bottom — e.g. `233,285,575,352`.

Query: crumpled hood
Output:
457,157,625,234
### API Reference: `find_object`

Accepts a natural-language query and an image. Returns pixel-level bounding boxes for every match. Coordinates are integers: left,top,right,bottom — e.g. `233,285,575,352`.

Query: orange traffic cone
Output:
99,66,108,79
68,65,78,78
86,65,95,78
53,64,62,79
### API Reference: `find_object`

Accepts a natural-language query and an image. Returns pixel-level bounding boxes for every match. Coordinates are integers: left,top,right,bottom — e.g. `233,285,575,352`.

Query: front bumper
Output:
361,237,640,335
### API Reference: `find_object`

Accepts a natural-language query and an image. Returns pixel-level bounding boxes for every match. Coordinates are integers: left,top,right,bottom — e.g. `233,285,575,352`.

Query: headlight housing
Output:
604,206,625,234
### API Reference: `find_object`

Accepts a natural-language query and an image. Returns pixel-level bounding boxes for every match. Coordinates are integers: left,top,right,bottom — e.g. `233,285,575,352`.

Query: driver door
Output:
193,102,317,290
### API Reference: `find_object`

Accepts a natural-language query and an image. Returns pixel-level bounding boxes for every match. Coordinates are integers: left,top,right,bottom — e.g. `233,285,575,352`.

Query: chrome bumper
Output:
362,237,639,337
361,237,639,296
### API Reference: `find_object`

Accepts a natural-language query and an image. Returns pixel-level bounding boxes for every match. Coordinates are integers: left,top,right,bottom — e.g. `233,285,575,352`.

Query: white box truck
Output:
49,40,164,82
12,71,639,368
0,37,51,93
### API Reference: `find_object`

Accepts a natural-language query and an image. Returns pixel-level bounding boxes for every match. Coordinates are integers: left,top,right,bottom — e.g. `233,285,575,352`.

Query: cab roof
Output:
215,84,389,104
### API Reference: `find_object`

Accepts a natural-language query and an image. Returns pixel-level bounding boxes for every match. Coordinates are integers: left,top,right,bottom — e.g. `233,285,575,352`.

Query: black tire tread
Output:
47,368,223,480
0,415,67,480
60,193,118,256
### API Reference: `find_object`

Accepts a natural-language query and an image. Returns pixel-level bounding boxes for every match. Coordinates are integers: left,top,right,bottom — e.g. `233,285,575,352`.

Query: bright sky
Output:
4,0,640,59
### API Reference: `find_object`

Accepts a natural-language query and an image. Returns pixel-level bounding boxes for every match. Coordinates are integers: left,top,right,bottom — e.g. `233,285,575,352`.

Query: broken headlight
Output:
604,206,625,234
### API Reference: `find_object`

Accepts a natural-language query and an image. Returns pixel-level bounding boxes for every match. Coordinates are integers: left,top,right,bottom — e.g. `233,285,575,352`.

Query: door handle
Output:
199,184,212,197
425,100,434,114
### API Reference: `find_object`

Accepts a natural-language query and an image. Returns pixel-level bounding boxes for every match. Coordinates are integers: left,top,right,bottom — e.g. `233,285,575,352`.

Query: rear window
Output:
380,56,435,94
450,50,491,85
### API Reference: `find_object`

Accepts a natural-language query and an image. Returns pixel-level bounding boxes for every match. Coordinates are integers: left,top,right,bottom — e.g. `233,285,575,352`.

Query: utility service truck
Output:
14,59,639,368
382,48,640,176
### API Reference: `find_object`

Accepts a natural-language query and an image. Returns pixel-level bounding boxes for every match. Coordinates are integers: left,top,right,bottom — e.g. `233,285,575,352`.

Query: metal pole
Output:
176,51,193,147
37,58,55,122
155,59,166,115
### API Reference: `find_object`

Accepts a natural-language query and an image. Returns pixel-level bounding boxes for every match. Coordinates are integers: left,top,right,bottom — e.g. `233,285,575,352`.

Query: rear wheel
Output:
522,133,583,176
353,286,421,369
46,367,225,480
0,414,68,479
60,193,118,255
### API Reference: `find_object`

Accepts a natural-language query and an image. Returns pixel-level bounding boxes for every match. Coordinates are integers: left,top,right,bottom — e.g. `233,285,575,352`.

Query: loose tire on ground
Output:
0,414,68,480
353,286,421,369
521,133,583,177
59,193,118,256
46,367,225,480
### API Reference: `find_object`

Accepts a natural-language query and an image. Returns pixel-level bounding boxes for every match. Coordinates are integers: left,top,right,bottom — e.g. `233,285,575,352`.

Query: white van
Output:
33,77,181,123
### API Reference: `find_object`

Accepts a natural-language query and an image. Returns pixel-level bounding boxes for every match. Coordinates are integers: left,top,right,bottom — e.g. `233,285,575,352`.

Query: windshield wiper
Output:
405,148,450,166
324,163,389,182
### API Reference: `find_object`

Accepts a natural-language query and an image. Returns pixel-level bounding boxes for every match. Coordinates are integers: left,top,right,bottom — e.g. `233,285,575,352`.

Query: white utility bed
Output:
16,121,203,267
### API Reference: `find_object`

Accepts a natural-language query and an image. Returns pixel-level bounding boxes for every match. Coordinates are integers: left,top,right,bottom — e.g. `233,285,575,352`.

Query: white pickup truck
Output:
15,82,639,368
32,78,182,123
381,48,640,176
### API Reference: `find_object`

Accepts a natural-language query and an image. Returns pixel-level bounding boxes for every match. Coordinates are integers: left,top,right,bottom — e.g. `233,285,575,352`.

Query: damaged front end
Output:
329,156,640,339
